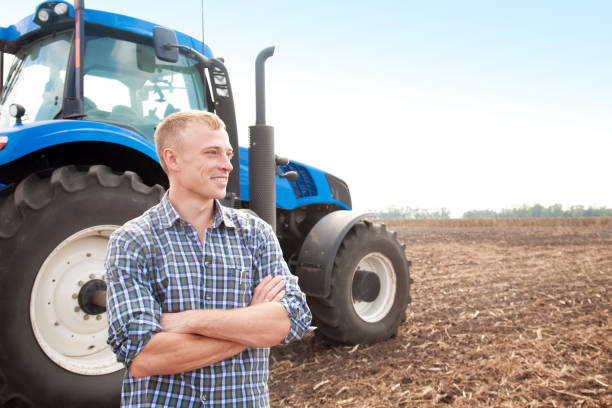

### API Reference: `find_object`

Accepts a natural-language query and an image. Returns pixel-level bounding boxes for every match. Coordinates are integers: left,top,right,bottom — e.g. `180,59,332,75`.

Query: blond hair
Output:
154,110,226,173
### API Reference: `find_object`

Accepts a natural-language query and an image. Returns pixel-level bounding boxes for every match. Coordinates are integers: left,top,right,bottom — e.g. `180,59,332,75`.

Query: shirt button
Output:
206,295,212,301
200,392,206,401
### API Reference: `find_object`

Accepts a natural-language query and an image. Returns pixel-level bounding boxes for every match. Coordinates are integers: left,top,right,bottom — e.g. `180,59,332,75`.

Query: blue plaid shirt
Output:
105,194,311,407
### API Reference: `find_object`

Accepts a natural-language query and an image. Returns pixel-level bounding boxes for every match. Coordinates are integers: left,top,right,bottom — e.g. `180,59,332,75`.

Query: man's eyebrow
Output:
202,146,234,152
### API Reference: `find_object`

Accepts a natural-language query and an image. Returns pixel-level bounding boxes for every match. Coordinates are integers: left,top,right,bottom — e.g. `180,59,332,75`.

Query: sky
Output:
3,1,612,217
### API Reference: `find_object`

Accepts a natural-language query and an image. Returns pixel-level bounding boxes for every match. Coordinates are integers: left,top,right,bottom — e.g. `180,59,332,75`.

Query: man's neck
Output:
168,187,216,238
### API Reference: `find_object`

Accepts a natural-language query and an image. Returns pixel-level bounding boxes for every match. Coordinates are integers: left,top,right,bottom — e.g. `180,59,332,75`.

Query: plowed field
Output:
269,218,612,407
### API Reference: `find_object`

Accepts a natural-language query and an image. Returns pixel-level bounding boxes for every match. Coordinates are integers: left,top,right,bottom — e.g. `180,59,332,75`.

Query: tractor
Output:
0,1,412,406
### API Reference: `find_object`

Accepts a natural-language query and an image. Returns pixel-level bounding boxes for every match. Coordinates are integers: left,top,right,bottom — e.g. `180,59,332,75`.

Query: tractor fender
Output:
295,210,374,298
0,120,158,167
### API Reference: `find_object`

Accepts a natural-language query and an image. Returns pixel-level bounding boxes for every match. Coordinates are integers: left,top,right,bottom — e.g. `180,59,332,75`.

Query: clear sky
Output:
4,1,612,217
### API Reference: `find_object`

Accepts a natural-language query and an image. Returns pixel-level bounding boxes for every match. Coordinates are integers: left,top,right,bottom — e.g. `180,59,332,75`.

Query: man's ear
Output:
163,148,180,173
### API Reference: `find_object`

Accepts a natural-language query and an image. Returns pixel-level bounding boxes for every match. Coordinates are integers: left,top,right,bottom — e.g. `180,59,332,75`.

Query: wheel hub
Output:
352,270,381,302
78,279,107,315
352,252,397,323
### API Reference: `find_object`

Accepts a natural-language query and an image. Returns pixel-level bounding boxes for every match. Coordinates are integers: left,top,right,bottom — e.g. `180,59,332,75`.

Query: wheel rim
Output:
351,252,396,323
30,225,123,375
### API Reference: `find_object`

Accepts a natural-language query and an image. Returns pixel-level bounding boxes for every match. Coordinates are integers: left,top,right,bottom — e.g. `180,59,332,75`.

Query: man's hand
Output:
250,275,286,305
160,310,193,334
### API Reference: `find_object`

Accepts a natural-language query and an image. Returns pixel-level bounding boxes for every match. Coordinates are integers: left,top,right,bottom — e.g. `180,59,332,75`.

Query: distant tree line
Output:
375,205,451,219
462,204,612,219
374,203,612,219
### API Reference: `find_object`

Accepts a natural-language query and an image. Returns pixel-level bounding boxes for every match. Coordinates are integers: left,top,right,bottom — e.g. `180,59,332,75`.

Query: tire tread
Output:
308,221,411,345
0,164,163,408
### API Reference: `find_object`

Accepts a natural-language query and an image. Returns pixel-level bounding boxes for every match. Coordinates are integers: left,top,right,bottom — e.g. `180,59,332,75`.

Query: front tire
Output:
0,165,164,408
308,222,411,344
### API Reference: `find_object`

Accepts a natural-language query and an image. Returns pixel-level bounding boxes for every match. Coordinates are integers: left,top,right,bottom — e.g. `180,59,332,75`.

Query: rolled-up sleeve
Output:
254,222,312,344
105,228,162,368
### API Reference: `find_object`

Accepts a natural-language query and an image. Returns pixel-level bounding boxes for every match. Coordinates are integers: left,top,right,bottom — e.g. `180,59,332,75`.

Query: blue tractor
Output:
0,2,412,406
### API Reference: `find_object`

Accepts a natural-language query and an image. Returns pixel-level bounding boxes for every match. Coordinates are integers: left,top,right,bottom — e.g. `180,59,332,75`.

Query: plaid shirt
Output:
105,194,311,407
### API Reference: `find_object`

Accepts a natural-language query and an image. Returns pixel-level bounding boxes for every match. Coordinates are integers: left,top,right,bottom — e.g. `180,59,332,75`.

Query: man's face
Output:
170,122,234,201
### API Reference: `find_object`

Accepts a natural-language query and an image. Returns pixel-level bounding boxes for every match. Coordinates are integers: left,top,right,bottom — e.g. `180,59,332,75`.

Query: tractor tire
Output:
0,165,164,408
308,221,411,345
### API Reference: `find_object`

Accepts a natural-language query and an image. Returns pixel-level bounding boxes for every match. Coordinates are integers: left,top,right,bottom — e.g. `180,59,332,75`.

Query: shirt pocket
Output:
209,245,254,309
212,266,250,308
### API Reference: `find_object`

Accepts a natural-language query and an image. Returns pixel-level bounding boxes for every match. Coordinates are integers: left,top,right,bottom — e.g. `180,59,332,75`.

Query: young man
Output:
105,110,312,407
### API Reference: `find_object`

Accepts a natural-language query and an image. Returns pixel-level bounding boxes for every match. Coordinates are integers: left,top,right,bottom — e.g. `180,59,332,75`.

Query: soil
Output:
269,218,612,407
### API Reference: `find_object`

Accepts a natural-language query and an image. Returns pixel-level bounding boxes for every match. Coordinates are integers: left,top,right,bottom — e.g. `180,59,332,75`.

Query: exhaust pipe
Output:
249,46,276,232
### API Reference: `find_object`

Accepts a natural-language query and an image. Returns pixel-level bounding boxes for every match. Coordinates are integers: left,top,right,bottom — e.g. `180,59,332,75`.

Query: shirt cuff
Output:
279,296,312,344
108,315,162,368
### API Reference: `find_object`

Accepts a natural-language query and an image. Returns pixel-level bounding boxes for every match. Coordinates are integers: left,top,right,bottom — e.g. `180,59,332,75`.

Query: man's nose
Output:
223,155,233,172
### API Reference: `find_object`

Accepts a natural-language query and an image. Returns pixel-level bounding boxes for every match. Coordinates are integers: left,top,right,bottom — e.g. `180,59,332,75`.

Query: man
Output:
105,110,312,407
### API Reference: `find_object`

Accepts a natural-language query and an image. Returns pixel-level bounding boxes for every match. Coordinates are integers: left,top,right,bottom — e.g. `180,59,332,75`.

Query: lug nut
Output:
72,293,78,299
84,315,90,320
89,274,95,279
96,315,102,321
78,280,84,286
74,306,80,312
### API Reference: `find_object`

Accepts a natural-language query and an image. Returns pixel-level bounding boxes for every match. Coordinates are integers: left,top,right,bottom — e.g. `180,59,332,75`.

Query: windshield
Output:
83,35,208,142
0,32,208,141
0,32,72,127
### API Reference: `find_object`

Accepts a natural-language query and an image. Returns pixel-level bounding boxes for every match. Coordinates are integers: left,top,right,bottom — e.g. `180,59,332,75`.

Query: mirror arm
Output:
167,44,210,67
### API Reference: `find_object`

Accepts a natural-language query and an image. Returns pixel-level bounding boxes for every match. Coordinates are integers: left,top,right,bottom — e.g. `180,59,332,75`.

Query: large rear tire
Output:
0,165,164,408
308,222,411,344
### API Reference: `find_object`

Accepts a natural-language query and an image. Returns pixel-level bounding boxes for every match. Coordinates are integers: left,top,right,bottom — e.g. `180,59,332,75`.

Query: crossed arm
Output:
129,275,289,378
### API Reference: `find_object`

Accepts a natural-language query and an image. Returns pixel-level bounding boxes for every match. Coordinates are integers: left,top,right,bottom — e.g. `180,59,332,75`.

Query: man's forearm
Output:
163,302,290,348
129,332,247,378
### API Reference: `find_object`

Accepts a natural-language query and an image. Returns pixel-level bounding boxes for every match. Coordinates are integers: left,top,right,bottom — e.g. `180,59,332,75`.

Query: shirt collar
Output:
156,192,235,230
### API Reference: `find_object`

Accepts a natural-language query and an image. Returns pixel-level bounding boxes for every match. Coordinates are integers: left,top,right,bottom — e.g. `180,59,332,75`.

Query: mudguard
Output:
0,120,158,167
295,210,374,298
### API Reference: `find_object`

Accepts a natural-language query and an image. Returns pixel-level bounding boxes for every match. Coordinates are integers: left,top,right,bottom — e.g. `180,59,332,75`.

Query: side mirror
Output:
153,26,179,63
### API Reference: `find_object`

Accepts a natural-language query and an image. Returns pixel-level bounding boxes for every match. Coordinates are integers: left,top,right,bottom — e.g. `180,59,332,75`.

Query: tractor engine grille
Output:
280,163,318,198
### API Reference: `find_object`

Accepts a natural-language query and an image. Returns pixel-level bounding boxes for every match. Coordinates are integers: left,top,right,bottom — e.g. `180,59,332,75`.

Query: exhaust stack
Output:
249,46,276,231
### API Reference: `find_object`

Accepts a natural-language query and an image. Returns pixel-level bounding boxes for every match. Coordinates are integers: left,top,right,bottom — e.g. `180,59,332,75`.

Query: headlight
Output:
54,2,69,15
37,8,51,23
9,104,25,118
34,2,72,26
325,173,352,209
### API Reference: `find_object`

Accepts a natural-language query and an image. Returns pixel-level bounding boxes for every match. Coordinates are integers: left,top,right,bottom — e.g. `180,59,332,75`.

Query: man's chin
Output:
213,188,228,200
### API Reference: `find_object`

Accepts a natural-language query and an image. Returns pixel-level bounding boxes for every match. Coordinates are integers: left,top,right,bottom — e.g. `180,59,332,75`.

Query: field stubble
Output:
269,218,612,407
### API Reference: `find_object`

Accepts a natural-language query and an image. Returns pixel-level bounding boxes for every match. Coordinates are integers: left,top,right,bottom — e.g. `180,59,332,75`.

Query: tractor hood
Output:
0,120,351,211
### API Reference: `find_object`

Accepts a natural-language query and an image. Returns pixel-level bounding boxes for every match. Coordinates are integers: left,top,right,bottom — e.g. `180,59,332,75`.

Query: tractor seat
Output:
111,105,138,124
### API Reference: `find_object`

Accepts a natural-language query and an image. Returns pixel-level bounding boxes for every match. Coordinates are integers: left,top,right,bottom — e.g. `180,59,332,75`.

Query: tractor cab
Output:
1,3,209,143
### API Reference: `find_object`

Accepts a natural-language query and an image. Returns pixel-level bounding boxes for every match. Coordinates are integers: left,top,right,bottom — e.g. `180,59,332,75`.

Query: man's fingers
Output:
272,290,285,302
251,276,269,303
261,277,285,302
251,275,286,305
253,275,276,293
267,278,285,299
254,275,282,297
